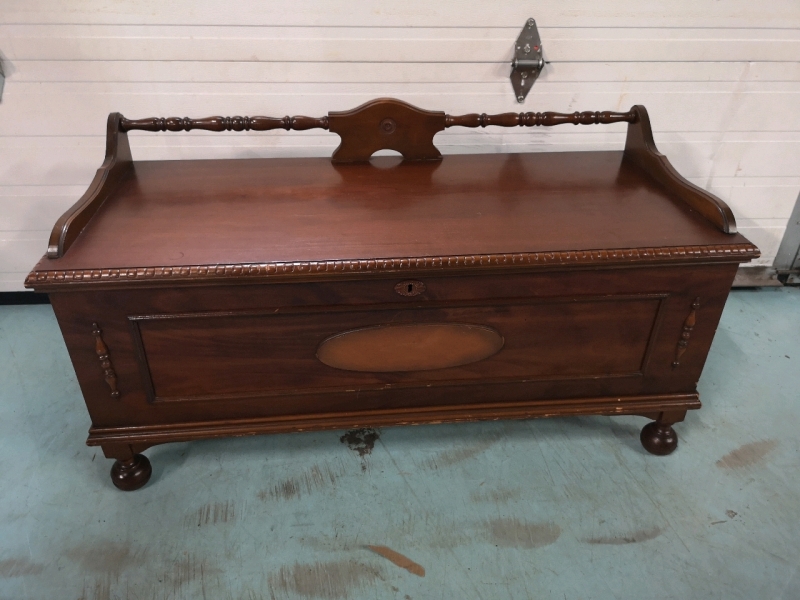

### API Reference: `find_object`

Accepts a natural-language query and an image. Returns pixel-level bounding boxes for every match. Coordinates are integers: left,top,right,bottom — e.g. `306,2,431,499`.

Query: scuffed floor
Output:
0,288,798,600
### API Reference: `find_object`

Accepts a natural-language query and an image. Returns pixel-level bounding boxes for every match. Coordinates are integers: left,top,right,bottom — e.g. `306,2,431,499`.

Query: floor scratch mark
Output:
258,462,341,502
268,560,383,599
187,500,237,527
584,526,662,545
485,519,561,548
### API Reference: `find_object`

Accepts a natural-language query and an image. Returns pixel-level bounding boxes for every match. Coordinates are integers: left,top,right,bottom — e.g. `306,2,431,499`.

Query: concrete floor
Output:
0,288,798,600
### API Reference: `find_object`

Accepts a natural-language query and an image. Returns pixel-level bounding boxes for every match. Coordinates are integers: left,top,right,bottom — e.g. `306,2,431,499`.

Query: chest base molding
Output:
86,392,699,448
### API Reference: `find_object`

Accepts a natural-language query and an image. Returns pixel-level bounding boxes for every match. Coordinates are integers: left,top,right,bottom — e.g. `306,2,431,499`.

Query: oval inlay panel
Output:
316,323,504,372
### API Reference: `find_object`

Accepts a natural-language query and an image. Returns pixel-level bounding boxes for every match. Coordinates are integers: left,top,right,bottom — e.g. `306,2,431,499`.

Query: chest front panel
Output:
50,263,737,428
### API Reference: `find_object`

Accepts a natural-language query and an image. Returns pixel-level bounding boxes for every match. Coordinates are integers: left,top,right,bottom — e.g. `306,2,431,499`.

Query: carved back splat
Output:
329,98,446,162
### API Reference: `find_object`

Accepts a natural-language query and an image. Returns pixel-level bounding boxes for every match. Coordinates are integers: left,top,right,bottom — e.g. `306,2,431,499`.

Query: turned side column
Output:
101,443,152,491
639,409,687,456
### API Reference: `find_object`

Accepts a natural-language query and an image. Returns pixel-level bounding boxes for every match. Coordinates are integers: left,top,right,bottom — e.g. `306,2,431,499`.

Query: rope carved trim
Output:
27,244,759,288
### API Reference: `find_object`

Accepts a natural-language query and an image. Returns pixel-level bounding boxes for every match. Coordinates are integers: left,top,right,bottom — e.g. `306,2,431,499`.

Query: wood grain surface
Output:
30,152,753,277
316,323,505,373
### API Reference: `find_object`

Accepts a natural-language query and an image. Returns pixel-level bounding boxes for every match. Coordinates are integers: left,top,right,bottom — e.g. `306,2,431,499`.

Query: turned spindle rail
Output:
119,115,330,132
117,102,637,166
119,110,635,133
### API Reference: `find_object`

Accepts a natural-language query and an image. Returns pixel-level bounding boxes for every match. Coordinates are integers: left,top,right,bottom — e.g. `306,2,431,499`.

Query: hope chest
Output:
26,99,759,490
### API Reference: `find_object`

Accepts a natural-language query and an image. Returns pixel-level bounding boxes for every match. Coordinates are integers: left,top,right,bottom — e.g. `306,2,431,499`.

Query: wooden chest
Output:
26,99,759,490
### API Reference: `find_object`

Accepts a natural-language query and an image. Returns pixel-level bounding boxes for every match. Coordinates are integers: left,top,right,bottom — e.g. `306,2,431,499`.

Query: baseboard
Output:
732,266,782,288
0,291,50,305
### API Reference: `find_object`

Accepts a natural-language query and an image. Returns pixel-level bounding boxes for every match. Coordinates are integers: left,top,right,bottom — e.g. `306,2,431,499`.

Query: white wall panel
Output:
0,232,49,281
695,178,800,221
3,0,799,28
0,1,798,290
2,83,799,137
5,26,798,62
10,61,800,84
0,187,85,232
736,226,788,266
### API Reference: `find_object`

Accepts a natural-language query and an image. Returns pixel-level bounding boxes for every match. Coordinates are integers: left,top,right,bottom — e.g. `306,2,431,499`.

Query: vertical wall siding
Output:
1,2,799,290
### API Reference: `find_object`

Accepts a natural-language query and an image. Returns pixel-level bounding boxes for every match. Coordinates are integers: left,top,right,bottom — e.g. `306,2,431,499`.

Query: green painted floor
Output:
1,288,799,600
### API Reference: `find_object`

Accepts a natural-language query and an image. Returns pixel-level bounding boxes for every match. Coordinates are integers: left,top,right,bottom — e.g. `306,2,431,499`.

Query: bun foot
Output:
110,454,152,491
640,422,678,456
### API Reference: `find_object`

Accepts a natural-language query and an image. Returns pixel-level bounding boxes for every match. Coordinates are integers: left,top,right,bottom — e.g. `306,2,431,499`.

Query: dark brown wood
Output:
131,293,661,402
109,454,152,491
100,442,152,490
44,264,732,420
673,297,700,368
120,114,329,132
28,152,758,290
27,98,759,489
445,109,635,128
26,243,758,291
640,409,686,455
47,113,132,258
640,422,678,455
328,98,447,162
624,105,737,234
117,107,636,135
92,322,119,398
85,394,701,449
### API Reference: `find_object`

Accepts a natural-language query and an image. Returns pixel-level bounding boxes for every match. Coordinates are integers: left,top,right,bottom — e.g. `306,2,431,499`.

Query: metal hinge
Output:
510,18,544,103
0,54,5,102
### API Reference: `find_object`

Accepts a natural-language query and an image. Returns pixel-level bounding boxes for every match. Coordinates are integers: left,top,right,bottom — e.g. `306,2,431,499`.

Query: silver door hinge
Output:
510,18,544,103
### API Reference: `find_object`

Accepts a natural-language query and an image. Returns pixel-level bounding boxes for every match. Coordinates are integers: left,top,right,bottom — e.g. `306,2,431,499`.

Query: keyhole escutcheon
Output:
395,280,426,297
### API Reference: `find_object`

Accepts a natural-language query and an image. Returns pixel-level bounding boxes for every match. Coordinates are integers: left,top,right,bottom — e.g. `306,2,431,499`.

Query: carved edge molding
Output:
92,323,120,398
27,244,759,289
672,298,700,368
